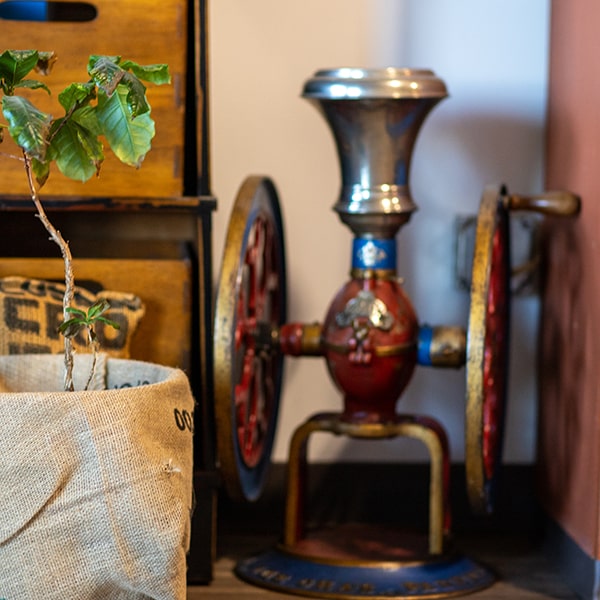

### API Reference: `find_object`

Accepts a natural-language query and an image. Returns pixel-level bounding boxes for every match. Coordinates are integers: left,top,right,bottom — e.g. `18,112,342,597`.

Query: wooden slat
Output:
0,0,187,197
0,257,192,370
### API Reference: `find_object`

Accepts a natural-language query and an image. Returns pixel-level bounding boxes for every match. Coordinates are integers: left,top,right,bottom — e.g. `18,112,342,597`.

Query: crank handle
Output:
506,190,581,217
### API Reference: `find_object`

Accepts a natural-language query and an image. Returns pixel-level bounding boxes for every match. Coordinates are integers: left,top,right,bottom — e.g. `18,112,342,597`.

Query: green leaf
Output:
96,316,120,330
119,71,149,118
65,306,87,317
119,60,171,85
13,79,51,94
31,156,50,187
1,95,51,161
88,55,125,96
57,82,96,113
89,56,169,118
96,86,155,167
58,317,86,338
0,50,39,92
70,103,101,135
59,299,120,340
87,54,120,71
89,57,149,118
87,298,111,319
48,110,104,181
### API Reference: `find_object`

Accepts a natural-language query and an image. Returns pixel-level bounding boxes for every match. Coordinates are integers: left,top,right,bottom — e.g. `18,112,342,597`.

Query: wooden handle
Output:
506,190,581,217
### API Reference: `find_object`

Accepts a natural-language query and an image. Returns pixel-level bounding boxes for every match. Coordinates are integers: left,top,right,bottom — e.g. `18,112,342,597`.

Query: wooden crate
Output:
0,256,193,371
0,0,187,197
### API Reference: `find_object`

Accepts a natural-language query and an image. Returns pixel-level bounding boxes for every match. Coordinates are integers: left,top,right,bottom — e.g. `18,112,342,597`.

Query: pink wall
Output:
539,0,600,559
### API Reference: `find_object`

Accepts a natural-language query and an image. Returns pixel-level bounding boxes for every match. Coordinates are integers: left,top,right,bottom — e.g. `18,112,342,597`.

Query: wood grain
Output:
0,256,192,370
0,0,187,197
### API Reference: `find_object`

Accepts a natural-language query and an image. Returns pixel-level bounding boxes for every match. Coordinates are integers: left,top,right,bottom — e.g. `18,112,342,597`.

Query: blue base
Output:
235,546,495,598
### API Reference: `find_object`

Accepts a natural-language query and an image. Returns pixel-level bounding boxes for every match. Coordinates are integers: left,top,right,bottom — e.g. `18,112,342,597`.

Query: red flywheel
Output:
214,176,287,502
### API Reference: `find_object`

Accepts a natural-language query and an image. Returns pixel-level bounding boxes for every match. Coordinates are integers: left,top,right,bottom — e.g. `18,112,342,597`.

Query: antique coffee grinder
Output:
213,68,580,597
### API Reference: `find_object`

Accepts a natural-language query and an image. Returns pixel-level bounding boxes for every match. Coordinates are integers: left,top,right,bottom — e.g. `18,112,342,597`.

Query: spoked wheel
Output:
214,176,287,502
465,185,511,515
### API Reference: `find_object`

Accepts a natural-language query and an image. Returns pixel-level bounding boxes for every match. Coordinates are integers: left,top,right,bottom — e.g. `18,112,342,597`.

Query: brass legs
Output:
284,412,450,556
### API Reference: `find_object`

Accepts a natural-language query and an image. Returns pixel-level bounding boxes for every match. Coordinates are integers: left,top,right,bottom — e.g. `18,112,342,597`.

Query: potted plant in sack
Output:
0,50,195,600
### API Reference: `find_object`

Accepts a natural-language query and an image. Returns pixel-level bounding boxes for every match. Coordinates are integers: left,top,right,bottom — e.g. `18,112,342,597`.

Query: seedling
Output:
60,299,121,390
0,50,169,390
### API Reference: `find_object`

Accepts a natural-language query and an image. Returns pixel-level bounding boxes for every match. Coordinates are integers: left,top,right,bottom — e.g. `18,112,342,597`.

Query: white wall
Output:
209,0,550,464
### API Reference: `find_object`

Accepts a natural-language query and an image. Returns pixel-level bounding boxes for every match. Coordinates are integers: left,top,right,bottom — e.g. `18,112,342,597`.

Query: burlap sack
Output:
0,353,195,599
0,276,145,357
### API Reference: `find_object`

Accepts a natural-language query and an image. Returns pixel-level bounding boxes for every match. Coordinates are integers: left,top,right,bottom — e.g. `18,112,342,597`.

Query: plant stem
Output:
0,150,25,162
23,151,75,391
85,336,99,391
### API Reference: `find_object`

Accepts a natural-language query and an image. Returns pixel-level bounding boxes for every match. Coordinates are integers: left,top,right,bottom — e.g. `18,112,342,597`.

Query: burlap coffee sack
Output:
0,353,194,599
0,276,145,357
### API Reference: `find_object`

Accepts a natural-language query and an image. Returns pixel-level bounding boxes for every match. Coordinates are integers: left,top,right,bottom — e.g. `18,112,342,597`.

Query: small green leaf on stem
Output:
59,300,120,339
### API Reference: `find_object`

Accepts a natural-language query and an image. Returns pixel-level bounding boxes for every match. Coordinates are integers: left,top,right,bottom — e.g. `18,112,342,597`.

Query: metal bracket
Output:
455,212,542,296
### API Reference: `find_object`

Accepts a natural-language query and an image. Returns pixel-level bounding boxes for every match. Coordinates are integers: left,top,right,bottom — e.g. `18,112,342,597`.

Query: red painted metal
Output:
234,214,281,468
322,277,419,423
482,217,509,481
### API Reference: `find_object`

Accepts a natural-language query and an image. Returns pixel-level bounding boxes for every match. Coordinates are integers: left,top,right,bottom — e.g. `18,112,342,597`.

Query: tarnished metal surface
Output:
302,68,448,237
302,68,448,100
